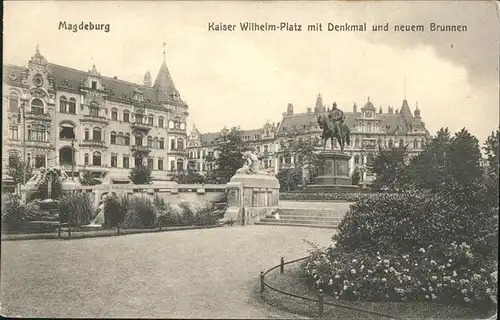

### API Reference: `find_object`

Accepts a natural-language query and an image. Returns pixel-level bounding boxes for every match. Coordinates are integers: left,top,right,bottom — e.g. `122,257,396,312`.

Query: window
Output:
177,159,184,171
170,139,176,150
158,159,163,170
388,139,393,148
147,158,153,169
421,138,425,148
159,138,164,149
413,139,418,149
111,132,117,144
135,112,143,124
135,134,143,146
84,129,90,141
9,93,19,112
202,163,206,171
92,128,102,142
9,126,18,140
197,162,201,171
147,136,153,148
59,123,76,140
111,155,117,168
197,151,201,159
170,160,175,171
158,118,164,128
177,138,184,150
28,125,46,142
355,139,360,148
92,152,101,166
68,98,76,114
91,81,97,90
59,97,67,113
111,109,118,121
90,102,99,117
135,156,143,167
399,139,404,148
354,155,360,164
124,133,130,146
264,145,268,153
35,155,46,168
31,99,44,115
148,115,154,126
123,111,130,123
123,156,129,168
84,153,89,165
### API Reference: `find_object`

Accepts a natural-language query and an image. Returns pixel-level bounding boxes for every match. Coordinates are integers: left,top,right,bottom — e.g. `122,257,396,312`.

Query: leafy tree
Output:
176,169,205,184
351,167,361,185
6,153,33,192
210,127,245,184
277,167,303,192
366,145,409,191
79,169,101,186
286,136,321,185
129,163,152,185
483,128,499,208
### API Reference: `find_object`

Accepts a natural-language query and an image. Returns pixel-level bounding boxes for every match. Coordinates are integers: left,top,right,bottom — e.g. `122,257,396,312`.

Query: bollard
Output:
280,257,285,274
67,223,71,240
318,288,324,316
260,271,265,294
58,223,62,239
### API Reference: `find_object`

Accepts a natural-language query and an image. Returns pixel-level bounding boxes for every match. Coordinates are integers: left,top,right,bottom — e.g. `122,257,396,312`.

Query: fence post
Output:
58,223,61,239
280,257,285,274
318,288,324,316
260,271,265,294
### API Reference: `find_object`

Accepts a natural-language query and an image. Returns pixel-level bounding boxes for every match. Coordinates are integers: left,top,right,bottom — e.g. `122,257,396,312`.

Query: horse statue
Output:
316,105,351,152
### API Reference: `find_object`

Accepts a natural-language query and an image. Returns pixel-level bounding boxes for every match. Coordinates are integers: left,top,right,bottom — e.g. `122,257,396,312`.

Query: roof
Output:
276,107,427,137
3,57,184,107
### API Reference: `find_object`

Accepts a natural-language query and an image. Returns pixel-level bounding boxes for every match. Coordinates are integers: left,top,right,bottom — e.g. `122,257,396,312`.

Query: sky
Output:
3,1,499,143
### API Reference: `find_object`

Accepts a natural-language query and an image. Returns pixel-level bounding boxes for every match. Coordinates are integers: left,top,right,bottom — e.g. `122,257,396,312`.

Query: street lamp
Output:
18,94,29,186
71,138,75,181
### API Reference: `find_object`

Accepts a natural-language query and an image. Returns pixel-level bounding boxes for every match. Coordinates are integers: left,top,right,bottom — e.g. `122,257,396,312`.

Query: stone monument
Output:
222,150,280,225
306,102,359,192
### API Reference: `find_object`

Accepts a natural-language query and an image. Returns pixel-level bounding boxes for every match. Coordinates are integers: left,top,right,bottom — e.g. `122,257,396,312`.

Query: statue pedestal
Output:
223,173,280,225
305,151,359,193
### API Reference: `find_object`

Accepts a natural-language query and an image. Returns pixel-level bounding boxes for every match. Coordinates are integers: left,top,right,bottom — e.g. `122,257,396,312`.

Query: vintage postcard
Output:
2,1,499,319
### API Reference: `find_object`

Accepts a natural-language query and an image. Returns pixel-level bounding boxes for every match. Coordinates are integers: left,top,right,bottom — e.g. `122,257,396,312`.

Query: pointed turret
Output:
314,93,323,113
414,101,421,118
400,99,413,118
143,71,152,87
153,44,180,102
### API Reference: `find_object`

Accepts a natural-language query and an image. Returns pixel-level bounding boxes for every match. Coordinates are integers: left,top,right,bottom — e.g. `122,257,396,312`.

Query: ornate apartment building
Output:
2,47,188,184
188,94,429,184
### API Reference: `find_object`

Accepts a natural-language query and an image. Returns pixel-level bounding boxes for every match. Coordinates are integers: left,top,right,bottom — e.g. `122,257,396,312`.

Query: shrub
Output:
58,191,95,226
1,194,40,230
129,164,152,185
123,196,158,228
302,242,498,313
103,194,127,228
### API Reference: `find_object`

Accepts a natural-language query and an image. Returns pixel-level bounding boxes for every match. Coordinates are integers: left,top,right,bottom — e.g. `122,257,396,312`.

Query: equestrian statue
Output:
316,102,351,152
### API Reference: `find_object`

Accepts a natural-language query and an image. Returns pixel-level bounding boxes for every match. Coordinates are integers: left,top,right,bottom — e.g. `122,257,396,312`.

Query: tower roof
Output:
315,93,323,110
153,59,179,102
400,99,413,118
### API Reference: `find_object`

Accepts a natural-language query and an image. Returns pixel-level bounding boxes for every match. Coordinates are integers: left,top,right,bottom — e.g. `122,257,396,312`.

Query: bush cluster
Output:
302,242,498,312
103,194,224,229
58,191,95,226
1,194,41,230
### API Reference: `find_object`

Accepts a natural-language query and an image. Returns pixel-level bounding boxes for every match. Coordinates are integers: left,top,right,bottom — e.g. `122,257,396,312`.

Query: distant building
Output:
2,46,188,184
189,94,430,185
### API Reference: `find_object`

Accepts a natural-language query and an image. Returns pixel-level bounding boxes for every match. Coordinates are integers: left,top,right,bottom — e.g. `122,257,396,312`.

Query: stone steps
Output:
256,201,350,228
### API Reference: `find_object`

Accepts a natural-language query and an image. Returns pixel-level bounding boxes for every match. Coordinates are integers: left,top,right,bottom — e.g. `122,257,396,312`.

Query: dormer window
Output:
134,90,144,102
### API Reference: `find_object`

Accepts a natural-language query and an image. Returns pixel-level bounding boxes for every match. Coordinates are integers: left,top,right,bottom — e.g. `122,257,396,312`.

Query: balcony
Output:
169,148,187,156
167,127,187,135
131,145,151,154
25,112,51,121
79,140,108,149
80,114,109,125
131,121,153,133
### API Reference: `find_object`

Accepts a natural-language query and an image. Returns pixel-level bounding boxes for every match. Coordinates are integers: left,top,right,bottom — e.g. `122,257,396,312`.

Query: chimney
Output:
143,70,152,87
353,103,357,113
287,103,294,116
307,107,312,113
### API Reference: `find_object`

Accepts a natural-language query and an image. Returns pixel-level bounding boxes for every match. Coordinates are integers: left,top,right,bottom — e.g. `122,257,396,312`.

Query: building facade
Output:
2,47,188,184
188,94,429,184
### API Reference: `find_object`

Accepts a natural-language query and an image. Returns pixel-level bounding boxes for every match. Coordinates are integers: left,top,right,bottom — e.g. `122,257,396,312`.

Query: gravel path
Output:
1,225,333,318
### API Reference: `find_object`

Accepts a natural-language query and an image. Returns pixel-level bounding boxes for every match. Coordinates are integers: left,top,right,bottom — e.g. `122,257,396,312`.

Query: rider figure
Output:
328,102,345,136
